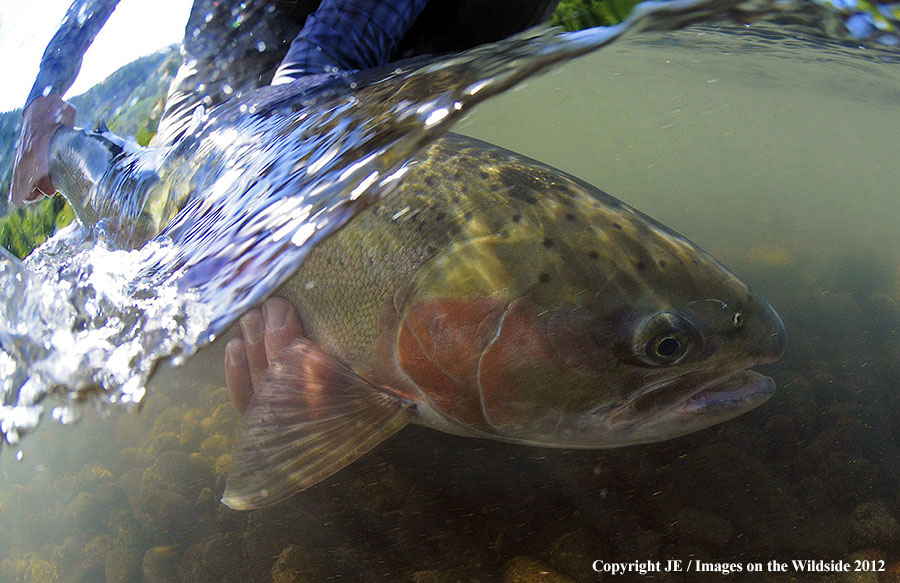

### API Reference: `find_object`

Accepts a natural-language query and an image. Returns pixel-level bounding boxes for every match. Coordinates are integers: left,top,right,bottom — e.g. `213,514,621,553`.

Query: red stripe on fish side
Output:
397,298,506,429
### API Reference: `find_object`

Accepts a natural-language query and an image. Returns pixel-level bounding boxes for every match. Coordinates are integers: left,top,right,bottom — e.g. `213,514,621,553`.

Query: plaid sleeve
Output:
273,0,430,83
25,0,120,108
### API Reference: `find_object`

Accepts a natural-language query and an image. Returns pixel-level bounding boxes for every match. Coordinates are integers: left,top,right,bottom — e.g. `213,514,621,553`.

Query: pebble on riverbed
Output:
503,556,578,583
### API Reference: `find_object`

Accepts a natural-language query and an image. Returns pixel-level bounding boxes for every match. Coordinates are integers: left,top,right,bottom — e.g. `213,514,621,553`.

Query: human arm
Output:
272,0,430,84
10,0,119,206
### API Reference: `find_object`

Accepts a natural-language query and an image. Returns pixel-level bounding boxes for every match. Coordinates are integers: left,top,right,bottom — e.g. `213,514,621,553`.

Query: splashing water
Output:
0,0,896,447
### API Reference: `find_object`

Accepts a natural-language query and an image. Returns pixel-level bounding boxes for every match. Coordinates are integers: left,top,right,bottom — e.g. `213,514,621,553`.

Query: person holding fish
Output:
10,0,560,206
10,0,563,417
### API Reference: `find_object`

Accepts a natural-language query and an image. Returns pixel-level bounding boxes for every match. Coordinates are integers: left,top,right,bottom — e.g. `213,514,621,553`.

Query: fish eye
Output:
632,311,698,366
655,336,682,358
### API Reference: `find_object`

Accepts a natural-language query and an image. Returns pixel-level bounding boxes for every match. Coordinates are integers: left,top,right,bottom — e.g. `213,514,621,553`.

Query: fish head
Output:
396,176,786,448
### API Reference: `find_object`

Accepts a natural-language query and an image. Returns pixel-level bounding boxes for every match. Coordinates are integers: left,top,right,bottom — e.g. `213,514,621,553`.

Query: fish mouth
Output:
676,369,775,415
606,368,775,431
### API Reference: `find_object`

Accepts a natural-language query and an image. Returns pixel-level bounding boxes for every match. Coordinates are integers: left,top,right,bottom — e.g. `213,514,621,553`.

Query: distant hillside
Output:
0,47,180,218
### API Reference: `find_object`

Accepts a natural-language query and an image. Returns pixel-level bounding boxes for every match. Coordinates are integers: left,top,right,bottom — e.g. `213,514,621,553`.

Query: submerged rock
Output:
200,402,238,436
105,510,147,583
271,545,315,583
200,532,247,583
151,405,190,436
70,535,111,583
140,450,215,499
817,454,878,511
105,547,142,583
23,556,59,583
144,431,181,458
834,566,879,583
503,556,577,583
880,561,900,583
95,482,130,515
848,502,900,549
75,463,113,492
547,530,610,582
672,508,732,547
142,545,178,583
179,407,207,449
200,433,230,457
64,491,106,535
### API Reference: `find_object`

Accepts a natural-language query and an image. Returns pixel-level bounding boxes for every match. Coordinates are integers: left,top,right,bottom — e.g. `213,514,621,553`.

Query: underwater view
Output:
0,0,899,582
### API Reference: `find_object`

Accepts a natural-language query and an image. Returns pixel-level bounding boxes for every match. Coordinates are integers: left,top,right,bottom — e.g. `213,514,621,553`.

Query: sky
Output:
0,0,193,112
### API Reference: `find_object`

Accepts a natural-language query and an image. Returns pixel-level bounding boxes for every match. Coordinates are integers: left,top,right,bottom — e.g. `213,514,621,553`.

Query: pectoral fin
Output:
222,339,410,510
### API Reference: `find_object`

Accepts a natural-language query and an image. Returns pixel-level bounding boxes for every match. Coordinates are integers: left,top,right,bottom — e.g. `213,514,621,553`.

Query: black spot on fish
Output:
424,176,436,187
589,251,599,260
539,273,550,283
453,172,462,181
659,260,667,269
436,212,445,222
464,212,473,221
613,223,623,230
512,214,522,223
636,262,647,271
479,170,490,180
543,238,554,248
566,213,576,222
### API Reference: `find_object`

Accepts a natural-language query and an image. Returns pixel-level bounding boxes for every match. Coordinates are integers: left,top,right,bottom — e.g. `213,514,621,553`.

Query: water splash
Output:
0,0,897,447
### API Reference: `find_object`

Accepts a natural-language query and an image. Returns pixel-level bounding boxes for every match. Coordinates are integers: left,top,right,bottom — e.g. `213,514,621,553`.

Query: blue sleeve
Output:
25,0,120,108
274,0,431,82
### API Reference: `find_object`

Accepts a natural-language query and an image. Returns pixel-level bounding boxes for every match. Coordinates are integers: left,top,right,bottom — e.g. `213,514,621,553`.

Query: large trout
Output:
48,129,786,510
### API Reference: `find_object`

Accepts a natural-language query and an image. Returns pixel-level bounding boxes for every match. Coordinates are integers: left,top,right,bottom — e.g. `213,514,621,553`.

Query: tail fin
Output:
48,127,170,248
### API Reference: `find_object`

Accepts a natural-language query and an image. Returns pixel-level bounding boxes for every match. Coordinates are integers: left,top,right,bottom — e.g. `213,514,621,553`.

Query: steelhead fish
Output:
48,129,786,510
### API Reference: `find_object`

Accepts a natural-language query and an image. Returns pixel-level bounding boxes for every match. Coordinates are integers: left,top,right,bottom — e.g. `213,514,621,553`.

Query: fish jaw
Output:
592,368,775,446
678,369,775,416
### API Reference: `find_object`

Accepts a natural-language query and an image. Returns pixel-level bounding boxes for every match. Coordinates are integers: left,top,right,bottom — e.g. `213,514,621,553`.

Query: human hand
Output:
225,297,305,414
10,94,77,206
